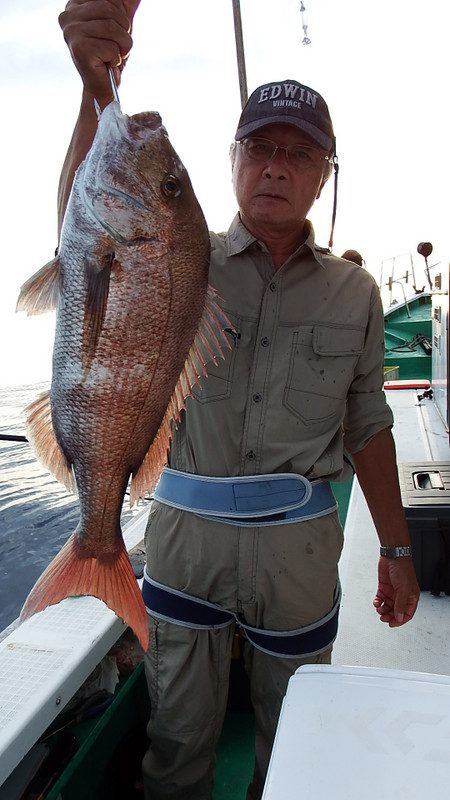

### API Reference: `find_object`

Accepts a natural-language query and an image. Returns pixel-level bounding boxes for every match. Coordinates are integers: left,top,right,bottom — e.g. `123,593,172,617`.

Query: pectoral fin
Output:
81,252,116,369
130,285,232,504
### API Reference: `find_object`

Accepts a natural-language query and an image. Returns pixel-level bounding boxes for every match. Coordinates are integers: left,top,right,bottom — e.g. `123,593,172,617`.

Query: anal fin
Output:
25,390,75,492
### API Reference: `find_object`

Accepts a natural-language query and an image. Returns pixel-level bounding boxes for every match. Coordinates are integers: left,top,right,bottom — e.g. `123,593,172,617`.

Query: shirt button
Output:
253,392,262,403
261,336,270,347
269,282,276,292
246,450,256,460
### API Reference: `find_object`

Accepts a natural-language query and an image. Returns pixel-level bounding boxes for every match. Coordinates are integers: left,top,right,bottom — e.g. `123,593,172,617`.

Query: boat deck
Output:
334,386,450,674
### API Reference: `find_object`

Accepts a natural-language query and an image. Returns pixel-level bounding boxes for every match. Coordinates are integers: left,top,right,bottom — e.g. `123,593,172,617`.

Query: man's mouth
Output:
256,192,287,200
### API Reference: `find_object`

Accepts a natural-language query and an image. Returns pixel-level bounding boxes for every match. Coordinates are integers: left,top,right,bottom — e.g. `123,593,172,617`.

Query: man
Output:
58,2,419,798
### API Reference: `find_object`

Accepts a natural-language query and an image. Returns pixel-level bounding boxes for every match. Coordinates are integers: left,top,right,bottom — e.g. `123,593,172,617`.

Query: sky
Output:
0,0,448,387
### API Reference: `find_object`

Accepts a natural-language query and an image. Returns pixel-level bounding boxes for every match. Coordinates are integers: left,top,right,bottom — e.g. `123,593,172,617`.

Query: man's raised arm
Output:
57,0,140,232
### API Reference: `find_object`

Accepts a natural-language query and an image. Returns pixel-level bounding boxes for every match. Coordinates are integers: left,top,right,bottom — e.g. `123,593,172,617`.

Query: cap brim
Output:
235,116,333,152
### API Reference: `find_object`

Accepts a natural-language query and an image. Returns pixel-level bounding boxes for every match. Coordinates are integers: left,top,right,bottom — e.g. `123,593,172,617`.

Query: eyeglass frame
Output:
237,136,334,171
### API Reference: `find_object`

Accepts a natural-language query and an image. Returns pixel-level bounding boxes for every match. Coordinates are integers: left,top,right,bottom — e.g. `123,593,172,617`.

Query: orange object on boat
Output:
384,379,431,390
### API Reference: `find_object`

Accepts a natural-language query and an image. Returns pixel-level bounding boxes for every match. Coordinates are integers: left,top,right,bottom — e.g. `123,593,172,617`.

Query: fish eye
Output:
161,175,181,198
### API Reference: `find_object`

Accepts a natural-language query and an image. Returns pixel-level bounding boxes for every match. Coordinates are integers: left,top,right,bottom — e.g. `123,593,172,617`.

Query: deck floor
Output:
333,389,450,675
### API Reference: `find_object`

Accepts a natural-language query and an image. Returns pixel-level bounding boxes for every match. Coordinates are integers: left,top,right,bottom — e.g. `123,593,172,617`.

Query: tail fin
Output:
20,534,149,651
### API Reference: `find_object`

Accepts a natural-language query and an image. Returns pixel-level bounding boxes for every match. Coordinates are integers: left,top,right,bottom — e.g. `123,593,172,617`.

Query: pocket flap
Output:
313,325,365,356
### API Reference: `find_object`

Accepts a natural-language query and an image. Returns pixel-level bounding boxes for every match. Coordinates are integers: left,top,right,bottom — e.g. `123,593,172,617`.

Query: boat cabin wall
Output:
431,263,450,433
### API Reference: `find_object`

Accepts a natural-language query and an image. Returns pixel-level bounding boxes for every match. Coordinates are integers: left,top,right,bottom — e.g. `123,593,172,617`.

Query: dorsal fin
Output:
16,256,61,315
129,285,231,505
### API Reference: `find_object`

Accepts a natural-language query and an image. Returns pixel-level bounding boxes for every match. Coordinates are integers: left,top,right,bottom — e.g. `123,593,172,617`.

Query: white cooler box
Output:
262,665,450,799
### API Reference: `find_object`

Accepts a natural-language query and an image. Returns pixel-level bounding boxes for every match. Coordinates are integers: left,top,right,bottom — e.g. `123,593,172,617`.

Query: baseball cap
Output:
235,80,334,153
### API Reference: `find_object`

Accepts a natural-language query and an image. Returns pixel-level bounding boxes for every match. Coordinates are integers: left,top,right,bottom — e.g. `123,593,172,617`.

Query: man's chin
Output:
247,206,294,228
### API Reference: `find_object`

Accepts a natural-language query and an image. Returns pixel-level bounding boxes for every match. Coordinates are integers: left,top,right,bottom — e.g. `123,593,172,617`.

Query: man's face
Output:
232,123,330,238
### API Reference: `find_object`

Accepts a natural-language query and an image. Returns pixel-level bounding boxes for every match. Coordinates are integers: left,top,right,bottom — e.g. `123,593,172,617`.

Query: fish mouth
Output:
125,111,164,144
128,111,162,132
103,104,163,144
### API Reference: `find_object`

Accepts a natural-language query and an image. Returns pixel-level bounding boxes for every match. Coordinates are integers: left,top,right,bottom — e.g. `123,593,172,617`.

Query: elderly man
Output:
58,2,419,798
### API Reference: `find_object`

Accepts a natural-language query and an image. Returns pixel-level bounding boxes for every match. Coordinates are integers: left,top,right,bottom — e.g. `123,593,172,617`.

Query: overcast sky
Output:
0,0,447,386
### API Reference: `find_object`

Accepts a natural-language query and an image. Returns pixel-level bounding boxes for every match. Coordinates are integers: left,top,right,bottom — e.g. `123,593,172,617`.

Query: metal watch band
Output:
380,545,412,558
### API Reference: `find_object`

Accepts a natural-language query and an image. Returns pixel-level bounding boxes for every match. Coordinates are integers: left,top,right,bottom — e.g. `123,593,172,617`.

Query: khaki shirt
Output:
168,215,393,482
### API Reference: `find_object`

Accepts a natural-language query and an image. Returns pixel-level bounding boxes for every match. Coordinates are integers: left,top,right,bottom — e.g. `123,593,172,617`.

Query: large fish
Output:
17,101,229,650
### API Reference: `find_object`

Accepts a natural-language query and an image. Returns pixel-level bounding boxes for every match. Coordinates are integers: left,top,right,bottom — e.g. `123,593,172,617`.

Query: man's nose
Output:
263,149,289,178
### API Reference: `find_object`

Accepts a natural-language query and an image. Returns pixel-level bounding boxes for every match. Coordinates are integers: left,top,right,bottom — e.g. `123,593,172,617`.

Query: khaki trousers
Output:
142,503,343,800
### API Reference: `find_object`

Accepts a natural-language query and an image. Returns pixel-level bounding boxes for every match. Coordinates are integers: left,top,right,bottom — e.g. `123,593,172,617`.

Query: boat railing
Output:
379,243,441,309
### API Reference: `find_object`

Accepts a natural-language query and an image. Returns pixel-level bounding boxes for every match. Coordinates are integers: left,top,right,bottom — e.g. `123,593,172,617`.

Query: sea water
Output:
0,382,149,633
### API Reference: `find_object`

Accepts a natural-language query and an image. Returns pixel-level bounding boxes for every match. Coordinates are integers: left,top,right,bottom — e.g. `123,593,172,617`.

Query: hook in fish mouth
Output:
93,68,120,120
108,66,120,104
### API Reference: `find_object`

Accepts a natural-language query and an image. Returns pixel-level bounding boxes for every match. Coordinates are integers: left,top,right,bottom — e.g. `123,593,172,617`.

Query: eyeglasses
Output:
238,137,333,170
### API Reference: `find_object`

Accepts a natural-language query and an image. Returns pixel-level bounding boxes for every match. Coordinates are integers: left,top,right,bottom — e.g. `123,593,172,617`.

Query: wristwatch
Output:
380,545,412,558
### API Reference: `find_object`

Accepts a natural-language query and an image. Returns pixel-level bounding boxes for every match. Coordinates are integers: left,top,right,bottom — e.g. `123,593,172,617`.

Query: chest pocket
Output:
191,312,240,403
283,324,365,423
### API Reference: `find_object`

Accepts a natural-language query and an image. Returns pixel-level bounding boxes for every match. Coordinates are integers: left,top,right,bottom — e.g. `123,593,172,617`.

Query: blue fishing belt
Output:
153,468,337,527
142,571,341,659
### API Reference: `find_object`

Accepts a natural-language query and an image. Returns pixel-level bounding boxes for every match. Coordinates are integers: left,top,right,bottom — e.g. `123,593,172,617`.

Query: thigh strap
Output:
142,571,341,659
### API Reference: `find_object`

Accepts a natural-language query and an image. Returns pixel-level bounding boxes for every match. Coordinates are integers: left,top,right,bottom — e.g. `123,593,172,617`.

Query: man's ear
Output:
229,142,237,169
316,177,327,199
316,161,334,199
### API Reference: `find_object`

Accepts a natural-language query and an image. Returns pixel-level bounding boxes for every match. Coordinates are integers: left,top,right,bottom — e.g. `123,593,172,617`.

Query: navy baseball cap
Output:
235,80,335,152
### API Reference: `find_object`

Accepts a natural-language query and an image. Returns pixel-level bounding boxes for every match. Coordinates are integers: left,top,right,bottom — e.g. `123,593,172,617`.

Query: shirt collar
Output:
224,215,328,268
302,220,329,268
224,214,257,256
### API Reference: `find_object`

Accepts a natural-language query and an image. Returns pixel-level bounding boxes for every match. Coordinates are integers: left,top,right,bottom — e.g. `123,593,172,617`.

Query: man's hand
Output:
373,557,420,627
59,0,141,101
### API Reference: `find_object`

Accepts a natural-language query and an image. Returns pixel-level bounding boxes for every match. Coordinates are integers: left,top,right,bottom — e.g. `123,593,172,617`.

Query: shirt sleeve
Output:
343,283,394,454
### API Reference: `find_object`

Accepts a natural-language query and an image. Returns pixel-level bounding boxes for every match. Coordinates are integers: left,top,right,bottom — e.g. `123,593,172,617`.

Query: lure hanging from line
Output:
300,1,311,45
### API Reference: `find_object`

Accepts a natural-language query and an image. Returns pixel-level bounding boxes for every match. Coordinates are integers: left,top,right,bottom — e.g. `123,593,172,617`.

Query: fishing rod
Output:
232,0,248,108
0,433,28,443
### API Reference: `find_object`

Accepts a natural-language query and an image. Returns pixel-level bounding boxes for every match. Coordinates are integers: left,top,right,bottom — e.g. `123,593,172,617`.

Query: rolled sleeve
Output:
343,286,394,454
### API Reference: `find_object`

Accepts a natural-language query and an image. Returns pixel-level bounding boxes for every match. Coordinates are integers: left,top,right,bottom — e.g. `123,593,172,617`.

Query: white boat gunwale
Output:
0,508,150,787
